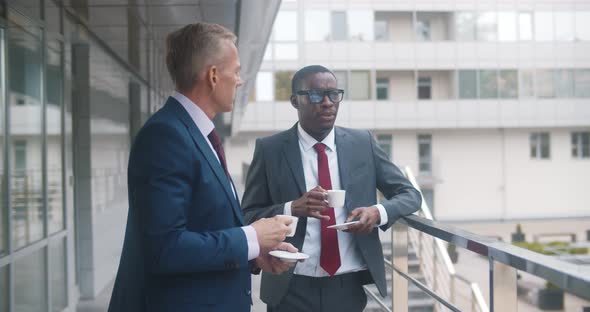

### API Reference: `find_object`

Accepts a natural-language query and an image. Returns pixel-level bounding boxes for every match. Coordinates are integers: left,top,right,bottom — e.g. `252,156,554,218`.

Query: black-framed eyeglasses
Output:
295,89,345,104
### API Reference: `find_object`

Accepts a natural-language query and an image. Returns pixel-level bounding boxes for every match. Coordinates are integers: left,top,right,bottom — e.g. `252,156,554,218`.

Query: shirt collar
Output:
297,123,336,152
172,91,215,137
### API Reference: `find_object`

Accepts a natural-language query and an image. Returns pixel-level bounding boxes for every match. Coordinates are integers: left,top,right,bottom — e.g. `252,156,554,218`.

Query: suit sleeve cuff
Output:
284,201,293,216
375,204,388,226
242,226,260,260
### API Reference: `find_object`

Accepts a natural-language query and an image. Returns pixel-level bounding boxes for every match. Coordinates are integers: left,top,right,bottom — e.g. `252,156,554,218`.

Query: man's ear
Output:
290,94,298,109
207,66,218,89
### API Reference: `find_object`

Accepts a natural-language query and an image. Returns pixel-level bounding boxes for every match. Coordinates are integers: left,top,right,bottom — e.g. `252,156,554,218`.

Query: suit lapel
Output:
165,98,244,225
282,124,306,195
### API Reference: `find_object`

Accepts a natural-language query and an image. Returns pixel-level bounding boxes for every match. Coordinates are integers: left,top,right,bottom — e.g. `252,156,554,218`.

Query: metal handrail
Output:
404,166,488,312
401,214,590,301
365,166,590,311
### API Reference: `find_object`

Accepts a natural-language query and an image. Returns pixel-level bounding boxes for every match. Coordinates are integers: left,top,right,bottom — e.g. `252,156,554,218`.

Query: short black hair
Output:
291,65,337,95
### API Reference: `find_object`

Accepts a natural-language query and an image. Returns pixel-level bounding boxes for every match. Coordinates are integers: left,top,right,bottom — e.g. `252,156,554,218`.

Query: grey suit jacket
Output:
242,124,422,307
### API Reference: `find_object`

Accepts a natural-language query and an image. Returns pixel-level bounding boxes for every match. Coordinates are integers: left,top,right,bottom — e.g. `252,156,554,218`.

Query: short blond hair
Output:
166,22,237,92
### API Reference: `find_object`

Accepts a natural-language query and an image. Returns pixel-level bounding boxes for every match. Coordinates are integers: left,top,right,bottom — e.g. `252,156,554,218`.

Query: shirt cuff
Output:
242,226,260,260
284,201,293,216
375,204,388,226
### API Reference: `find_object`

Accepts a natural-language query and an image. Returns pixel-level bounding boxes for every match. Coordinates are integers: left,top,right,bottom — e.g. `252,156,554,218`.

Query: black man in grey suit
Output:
242,65,422,312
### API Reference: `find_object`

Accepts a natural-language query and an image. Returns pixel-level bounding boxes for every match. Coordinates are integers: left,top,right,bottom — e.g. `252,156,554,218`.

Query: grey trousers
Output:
267,271,371,312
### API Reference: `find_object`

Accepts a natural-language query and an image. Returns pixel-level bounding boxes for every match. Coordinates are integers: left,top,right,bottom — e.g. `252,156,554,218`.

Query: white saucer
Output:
326,221,360,230
268,250,309,263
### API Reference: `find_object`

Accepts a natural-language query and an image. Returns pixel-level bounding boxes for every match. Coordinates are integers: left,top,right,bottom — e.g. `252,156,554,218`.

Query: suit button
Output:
247,290,251,296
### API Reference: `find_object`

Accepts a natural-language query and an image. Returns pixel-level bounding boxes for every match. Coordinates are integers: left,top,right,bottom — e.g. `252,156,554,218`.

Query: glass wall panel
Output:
255,72,274,101
15,248,47,312
554,12,574,41
575,12,590,41
520,70,535,98
8,11,45,249
274,71,294,101
305,11,330,41
479,70,498,98
50,239,67,312
334,71,348,99
348,10,373,41
456,12,476,41
273,11,297,41
459,70,477,99
46,41,64,234
498,70,517,98
350,71,370,100
519,12,533,40
0,265,7,312
535,12,554,41
554,69,574,98
498,12,516,41
477,12,497,41
0,27,5,256
536,70,555,98
331,11,347,41
417,77,432,99
574,69,590,98
417,12,451,41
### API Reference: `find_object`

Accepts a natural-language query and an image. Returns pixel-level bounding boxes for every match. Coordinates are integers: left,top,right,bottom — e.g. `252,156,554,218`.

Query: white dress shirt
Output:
173,91,260,260
285,124,388,277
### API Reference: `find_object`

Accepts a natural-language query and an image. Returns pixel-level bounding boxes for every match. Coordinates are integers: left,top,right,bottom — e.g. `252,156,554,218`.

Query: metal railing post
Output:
490,258,517,312
392,222,408,312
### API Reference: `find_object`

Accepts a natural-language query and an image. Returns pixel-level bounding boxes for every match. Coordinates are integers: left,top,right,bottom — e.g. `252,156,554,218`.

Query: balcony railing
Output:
364,167,590,312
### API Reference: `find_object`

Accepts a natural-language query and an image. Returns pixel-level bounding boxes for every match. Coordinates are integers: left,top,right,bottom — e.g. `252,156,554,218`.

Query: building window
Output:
459,70,478,99
575,12,590,41
554,12,574,41
572,132,590,159
476,12,497,41
519,12,533,40
498,12,517,41
334,71,348,99
554,69,574,98
350,71,371,100
417,77,432,99
416,19,431,41
348,10,373,41
499,70,518,98
456,12,476,41
530,132,550,159
305,10,330,41
274,71,294,101
255,72,274,101
273,11,297,41
331,11,348,41
418,134,432,174
574,69,590,98
536,70,555,98
274,43,298,60
376,134,392,160
535,12,554,41
374,16,389,41
479,70,498,99
520,70,535,98
376,78,389,100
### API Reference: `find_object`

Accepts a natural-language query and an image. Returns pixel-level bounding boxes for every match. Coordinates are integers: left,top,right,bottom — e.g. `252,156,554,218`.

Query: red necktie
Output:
208,130,230,178
313,143,341,276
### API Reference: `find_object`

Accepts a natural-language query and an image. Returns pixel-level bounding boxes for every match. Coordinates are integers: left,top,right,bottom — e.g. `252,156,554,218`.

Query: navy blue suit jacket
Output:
108,97,252,312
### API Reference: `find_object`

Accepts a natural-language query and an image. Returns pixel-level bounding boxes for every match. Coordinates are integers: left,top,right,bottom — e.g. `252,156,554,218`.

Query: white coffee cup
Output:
277,215,299,237
326,190,346,208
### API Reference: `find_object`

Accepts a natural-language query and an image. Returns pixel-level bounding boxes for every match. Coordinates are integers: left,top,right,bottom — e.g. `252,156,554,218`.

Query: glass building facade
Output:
0,0,166,310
